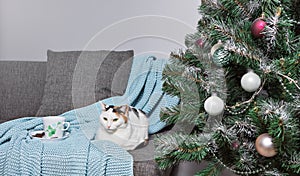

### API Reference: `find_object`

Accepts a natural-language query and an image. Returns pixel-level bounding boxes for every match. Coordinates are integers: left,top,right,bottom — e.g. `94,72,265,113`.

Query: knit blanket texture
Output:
0,55,179,175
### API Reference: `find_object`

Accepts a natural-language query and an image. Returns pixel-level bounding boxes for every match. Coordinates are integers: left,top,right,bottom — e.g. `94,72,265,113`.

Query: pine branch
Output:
282,152,300,174
160,105,180,125
201,0,230,19
221,0,252,19
155,133,212,169
195,160,222,176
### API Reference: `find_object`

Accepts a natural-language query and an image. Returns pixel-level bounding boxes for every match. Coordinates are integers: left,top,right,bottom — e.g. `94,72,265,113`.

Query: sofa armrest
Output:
0,61,46,123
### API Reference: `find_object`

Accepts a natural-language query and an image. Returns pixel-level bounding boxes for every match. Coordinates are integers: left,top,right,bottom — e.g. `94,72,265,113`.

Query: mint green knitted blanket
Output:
0,117,133,175
0,55,179,175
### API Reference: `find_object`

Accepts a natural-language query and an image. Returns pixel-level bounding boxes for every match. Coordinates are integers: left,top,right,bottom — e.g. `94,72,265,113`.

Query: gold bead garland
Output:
211,151,271,175
278,77,296,99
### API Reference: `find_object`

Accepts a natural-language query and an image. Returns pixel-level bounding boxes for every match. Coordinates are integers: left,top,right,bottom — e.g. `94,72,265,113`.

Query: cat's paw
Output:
143,138,149,145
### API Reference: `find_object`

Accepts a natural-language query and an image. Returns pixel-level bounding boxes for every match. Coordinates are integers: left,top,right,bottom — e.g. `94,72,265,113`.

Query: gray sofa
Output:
0,50,232,176
0,61,46,124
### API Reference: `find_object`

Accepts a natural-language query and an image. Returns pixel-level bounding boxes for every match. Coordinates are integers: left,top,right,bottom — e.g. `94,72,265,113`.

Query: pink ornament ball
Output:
255,133,277,157
251,18,266,38
195,38,205,48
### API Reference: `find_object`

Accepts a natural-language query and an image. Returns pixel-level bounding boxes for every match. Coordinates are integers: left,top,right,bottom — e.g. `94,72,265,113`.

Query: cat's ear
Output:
116,105,129,115
100,102,107,111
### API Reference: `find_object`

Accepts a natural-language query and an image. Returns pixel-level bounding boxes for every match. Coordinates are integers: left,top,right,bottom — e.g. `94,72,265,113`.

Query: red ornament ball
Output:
251,18,266,38
231,141,240,150
195,38,205,48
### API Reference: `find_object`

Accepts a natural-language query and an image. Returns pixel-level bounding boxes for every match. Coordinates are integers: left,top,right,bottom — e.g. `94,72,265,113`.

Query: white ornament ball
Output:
241,71,261,92
204,94,224,116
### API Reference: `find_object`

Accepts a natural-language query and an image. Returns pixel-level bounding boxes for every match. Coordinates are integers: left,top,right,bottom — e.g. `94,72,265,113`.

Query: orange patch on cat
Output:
114,112,128,123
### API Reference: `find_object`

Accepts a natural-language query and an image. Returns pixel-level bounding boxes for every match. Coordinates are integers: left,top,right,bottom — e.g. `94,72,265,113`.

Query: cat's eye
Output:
113,118,118,122
103,117,108,121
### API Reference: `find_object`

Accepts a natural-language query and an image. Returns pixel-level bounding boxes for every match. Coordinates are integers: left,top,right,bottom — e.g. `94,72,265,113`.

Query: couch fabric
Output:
0,61,46,123
36,50,133,116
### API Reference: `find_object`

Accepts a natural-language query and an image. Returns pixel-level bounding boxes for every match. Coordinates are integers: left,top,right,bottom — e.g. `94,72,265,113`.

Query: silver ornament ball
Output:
204,94,224,116
241,70,261,92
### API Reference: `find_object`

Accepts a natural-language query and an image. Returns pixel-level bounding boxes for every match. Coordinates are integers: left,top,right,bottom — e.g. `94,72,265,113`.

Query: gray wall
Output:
0,0,200,61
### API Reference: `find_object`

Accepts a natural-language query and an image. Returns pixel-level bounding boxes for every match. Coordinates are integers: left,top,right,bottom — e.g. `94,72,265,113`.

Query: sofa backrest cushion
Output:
36,50,133,117
0,61,46,123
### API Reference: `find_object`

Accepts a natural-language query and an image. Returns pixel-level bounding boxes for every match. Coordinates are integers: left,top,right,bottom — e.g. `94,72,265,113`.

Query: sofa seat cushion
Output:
36,50,133,116
133,160,171,176
129,135,171,176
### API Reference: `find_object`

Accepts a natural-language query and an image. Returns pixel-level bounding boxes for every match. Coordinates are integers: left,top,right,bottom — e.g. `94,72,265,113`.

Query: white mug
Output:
43,116,70,139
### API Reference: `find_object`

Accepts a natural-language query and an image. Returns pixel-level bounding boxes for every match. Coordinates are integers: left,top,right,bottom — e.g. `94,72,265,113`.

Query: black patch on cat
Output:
131,108,139,117
105,105,116,112
129,107,146,116
139,109,146,115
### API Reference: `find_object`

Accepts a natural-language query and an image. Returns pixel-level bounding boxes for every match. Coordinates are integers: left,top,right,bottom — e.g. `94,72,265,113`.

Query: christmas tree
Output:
155,0,299,175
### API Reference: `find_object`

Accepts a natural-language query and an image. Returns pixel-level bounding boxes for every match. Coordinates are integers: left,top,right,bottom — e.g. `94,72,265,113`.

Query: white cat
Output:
95,102,149,150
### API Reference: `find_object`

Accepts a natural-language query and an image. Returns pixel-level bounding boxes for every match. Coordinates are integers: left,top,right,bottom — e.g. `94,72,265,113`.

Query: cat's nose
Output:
107,126,111,129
